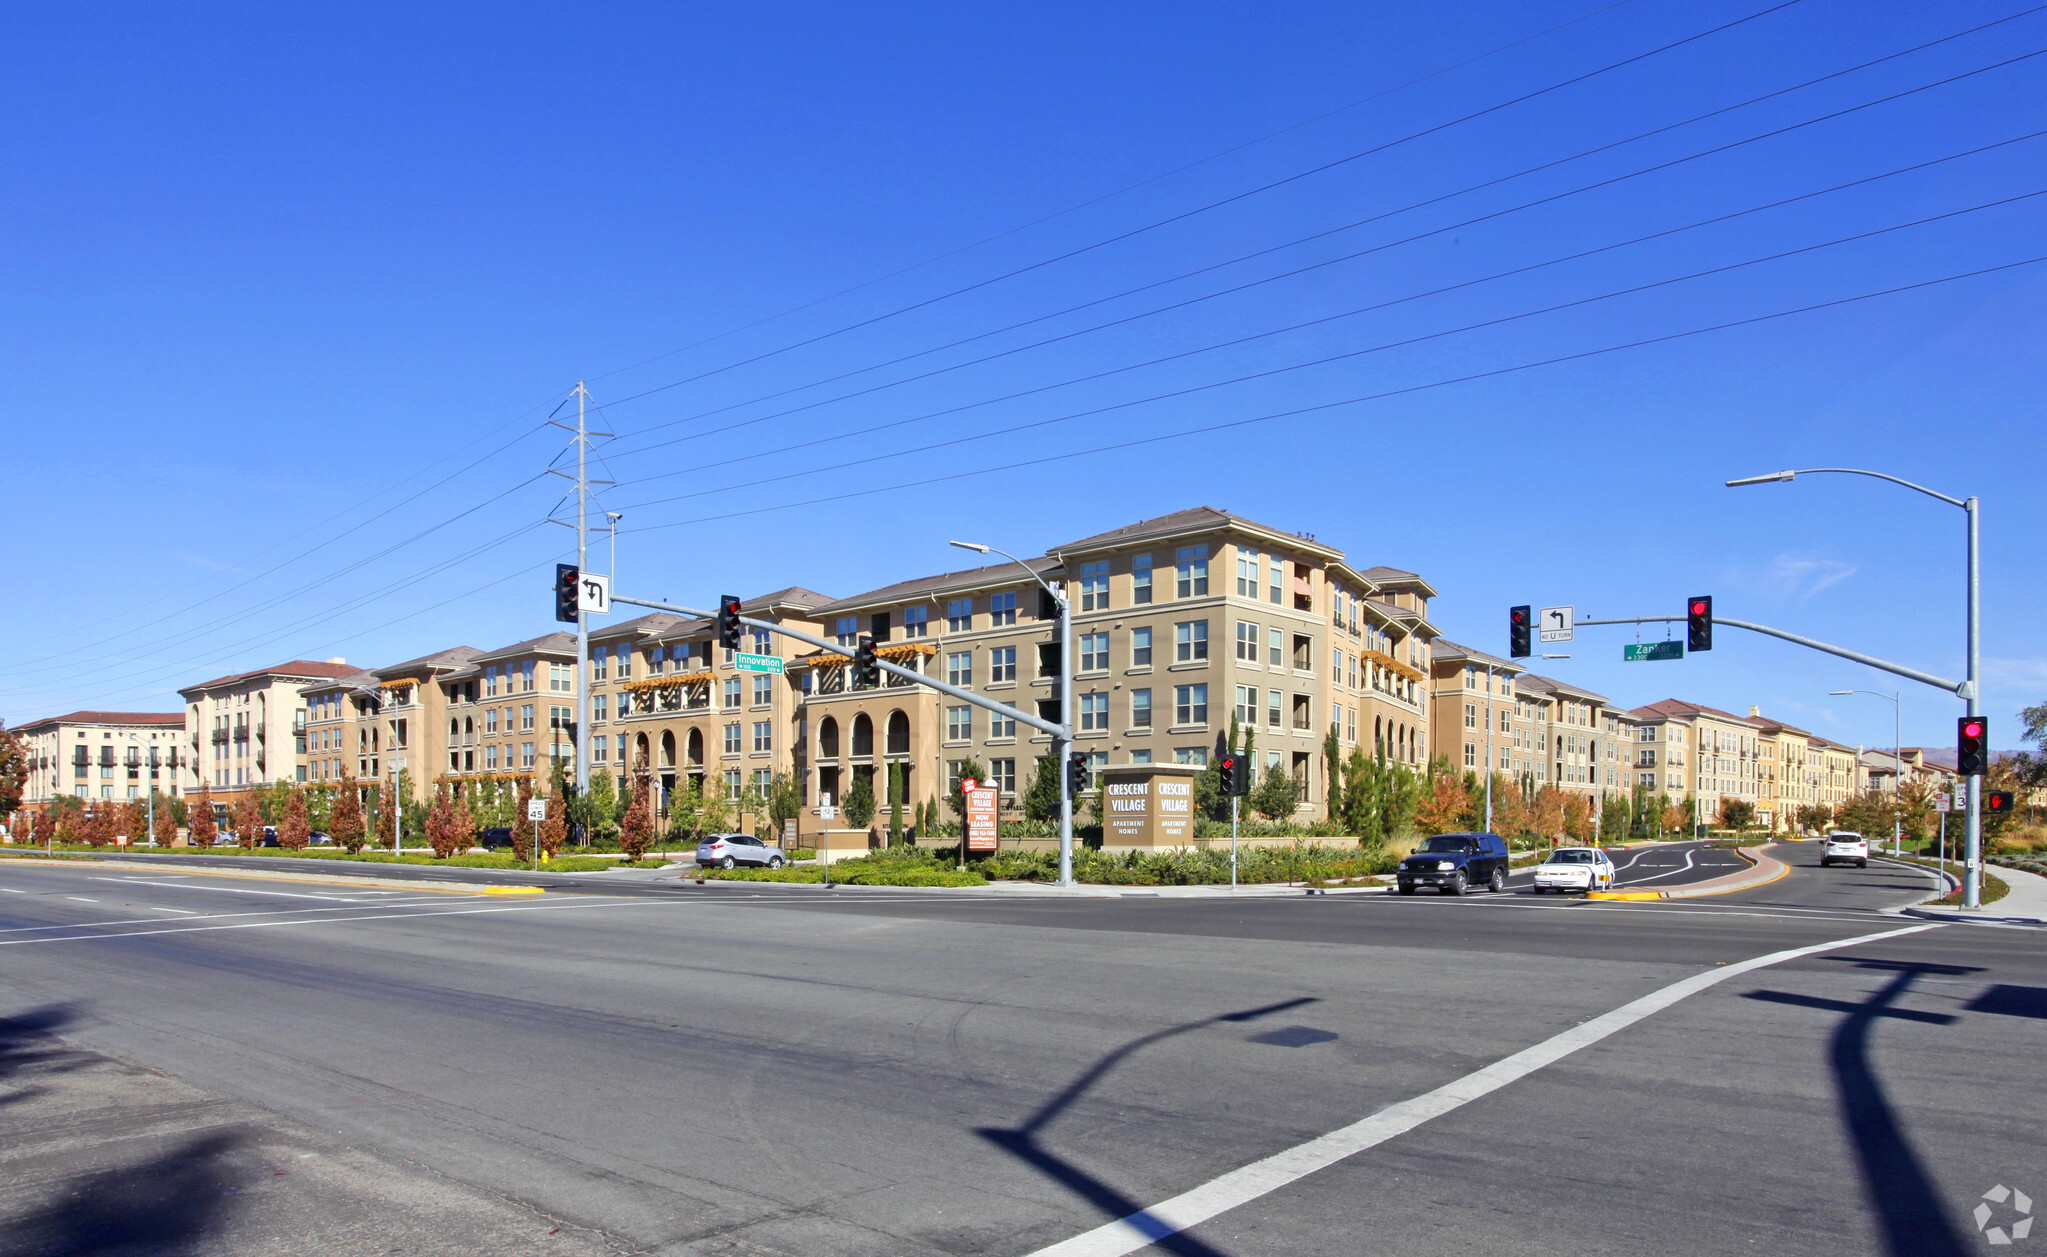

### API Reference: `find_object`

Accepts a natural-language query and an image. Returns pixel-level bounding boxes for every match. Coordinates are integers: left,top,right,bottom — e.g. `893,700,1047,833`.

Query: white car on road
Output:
1820,831,1869,869
695,833,786,870
1533,847,1617,894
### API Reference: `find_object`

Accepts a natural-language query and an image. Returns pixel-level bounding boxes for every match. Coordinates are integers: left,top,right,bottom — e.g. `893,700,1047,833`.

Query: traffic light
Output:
1986,790,2014,815
1957,715,1989,776
1686,595,1712,652
1508,605,1531,658
1219,754,1238,796
554,564,579,624
1065,752,1089,797
716,594,742,650
852,637,880,688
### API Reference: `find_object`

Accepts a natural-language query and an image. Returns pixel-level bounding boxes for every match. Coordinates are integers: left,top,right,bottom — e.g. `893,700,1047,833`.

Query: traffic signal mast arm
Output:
1574,613,1970,698
610,594,1070,738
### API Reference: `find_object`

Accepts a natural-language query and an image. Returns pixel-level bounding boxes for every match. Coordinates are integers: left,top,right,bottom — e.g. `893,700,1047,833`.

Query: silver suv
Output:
695,833,786,869
1820,831,1869,869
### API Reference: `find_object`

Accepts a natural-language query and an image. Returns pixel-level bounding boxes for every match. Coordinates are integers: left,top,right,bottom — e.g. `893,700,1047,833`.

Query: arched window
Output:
818,716,839,760
886,710,910,755
660,730,676,769
686,727,704,767
851,714,874,758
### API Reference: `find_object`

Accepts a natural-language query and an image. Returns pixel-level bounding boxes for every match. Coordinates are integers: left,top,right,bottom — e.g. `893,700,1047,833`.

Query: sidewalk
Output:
1908,859,2047,927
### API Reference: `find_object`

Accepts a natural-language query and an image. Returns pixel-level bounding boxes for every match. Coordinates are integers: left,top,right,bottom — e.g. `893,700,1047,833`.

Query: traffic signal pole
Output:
609,594,1073,880
546,384,613,846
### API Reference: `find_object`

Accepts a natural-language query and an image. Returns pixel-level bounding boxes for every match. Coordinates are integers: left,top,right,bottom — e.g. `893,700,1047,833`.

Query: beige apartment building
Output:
1515,674,1637,804
1631,699,1783,829
11,711,189,819
297,669,385,785
369,647,480,805
181,660,362,811
437,632,580,785
1427,641,1525,779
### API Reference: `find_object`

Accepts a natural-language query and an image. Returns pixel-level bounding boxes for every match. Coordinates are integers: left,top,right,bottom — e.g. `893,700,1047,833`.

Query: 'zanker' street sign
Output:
1624,641,1684,662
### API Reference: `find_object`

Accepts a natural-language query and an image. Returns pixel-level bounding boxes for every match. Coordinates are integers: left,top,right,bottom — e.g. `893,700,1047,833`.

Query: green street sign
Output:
735,652,784,675
1624,641,1684,662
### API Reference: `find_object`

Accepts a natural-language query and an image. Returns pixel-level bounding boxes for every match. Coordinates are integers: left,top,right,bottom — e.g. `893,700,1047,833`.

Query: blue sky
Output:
4,0,2042,750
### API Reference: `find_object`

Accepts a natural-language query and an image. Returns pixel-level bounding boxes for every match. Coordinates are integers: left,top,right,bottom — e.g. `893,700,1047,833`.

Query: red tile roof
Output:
181,659,362,693
17,711,186,732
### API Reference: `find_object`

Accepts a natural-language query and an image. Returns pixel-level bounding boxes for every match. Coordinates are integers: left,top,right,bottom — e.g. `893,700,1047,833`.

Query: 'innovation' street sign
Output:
735,652,784,675
1624,641,1684,662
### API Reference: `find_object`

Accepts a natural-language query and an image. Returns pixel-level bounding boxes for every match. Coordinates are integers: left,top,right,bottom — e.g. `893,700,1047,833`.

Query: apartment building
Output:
13,711,188,812
180,660,362,805
296,670,384,784
369,647,480,804
1427,641,1525,778
1631,699,1782,828
438,632,580,784
1514,674,1634,803
1865,746,1961,796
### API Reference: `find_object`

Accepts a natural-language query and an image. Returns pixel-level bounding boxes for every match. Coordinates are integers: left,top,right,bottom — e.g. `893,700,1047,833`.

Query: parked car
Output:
257,825,281,848
1533,847,1616,894
307,831,334,847
1820,831,1869,869
478,828,515,851
1397,833,1510,895
696,833,785,869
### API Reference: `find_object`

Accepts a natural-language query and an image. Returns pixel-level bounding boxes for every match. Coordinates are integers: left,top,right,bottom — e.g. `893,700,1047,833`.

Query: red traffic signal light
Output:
716,594,742,650
1508,605,1531,658
1686,595,1712,652
1957,715,1989,776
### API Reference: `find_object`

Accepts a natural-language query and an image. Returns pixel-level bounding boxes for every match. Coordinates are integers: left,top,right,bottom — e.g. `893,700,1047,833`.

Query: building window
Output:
522,662,536,692
1236,621,1259,662
484,667,499,697
723,723,742,755
947,598,973,631
903,606,929,637
990,646,1017,683
1175,620,1208,662
991,710,1015,739
592,649,607,681
1268,689,1282,728
725,769,743,797
1130,627,1152,667
1080,561,1109,611
835,616,859,647
1464,703,1476,730
1268,627,1283,668
1236,548,1259,597
753,721,772,753
947,706,971,741
521,742,536,769
1268,562,1284,605
551,662,571,691
1175,684,1208,726
1175,746,1208,766
947,651,972,686
591,736,606,764
1175,545,1209,598
752,674,773,706
990,758,1016,796
590,695,606,722
520,705,534,732
1235,685,1259,725
1080,693,1108,732
1131,553,1153,604
991,592,1017,626
1080,632,1108,671
724,678,742,709
1130,689,1152,728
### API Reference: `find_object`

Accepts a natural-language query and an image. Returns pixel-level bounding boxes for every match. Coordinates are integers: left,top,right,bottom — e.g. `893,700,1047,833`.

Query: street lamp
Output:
606,511,623,583
1729,467,1982,908
1830,689,1903,855
950,539,1073,886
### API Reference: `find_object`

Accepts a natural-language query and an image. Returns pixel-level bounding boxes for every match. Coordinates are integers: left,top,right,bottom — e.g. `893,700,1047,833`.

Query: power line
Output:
619,257,2044,537
611,193,2043,515
608,137,2047,498
601,9,2047,455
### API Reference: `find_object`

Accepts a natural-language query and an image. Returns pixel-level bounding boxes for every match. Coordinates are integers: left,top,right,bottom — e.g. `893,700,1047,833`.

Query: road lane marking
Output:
0,895,643,946
1617,848,1698,886
0,897,529,936
91,877,379,903
1026,921,1944,1257
0,887,22,893
149,906,199,914
65,897,99,902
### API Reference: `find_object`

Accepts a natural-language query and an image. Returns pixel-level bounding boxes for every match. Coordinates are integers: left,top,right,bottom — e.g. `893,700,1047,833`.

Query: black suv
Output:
1397,833,1511,896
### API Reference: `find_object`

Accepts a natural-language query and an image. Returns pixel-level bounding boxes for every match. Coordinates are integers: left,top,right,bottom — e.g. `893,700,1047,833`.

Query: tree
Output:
279,787,311,851
1528,786,1565,842
843,769,876,830
1413,771,1469,836
1023,755,1059,822
0,729,27,820
118,800,146,846
539,783,568,857
188,784,218,849
1718,798,1757,833
1793,802,1832,834
425,786,463,859
1563,795,1592,844
1251,764,1300,821
513,776,535,859
667,778,702,844
767,773,801,843
617,772,654,861
1600,792,1631,844
887,760,905,847
453,793,477,854
304,784,334,836
584,770,620,844
83,805,115,849
257,780,296,826
1490,778,1530,837
947,758,987,827
232,794,262,851
1896,780,1935,845
332,773,366,853
700,773,733,835
152,799,178,848
1660,799,1689,838
1323,727,1343,823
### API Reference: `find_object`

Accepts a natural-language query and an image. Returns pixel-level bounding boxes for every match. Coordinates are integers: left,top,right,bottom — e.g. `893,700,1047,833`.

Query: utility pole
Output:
548,384,613,847
1484,662,1495,833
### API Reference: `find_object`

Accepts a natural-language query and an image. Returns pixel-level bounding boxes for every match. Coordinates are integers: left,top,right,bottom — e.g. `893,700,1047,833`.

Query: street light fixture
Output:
1730,466,1981,908
1830,688,1903,855
950,539,1073,886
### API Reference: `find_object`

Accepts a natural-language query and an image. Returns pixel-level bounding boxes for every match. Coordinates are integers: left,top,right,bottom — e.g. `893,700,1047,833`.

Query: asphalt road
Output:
0,844,2037,1257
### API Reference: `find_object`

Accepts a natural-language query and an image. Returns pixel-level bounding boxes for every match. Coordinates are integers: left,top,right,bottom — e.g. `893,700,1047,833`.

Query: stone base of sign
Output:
813,827,879,864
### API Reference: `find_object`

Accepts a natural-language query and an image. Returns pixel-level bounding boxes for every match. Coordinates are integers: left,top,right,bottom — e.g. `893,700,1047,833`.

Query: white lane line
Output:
65,897,99,903
0,898,515,936
1027,921,1944,1257
1,887,23,893
0,896,643,946
1617,848,1698,886
91,877,378,903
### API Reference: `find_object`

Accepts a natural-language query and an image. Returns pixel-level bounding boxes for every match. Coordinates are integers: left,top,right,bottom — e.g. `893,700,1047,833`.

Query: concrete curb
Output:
0,856,545,897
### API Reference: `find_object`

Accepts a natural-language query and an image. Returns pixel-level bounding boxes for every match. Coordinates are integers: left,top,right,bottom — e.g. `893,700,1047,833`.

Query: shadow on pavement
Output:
2,1130,246,1257
1744,957,1982,1257
0,1005,89,1111
978,996,1318,1257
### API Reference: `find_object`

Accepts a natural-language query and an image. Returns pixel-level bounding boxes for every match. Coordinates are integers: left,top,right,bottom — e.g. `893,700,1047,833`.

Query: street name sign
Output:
735,652,784,675
1539,605,1574,643
1624,641,1684,662
578,572,611,615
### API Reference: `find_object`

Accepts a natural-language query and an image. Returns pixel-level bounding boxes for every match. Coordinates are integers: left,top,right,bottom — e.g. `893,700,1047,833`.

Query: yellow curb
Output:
0,856,538,897
1586,890,1666,901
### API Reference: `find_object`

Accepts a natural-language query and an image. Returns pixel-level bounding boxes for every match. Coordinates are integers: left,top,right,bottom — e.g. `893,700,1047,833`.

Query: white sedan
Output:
1533,847,1617,894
